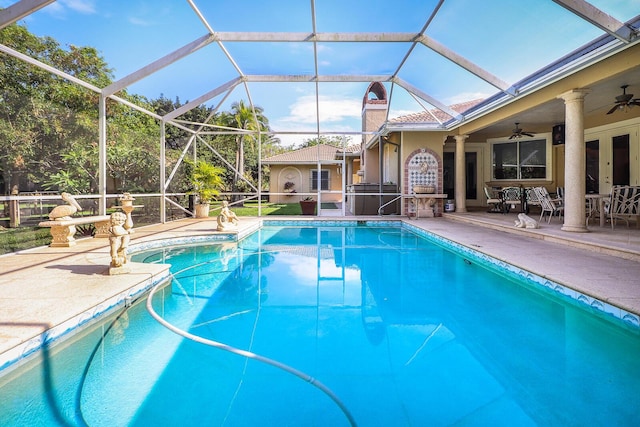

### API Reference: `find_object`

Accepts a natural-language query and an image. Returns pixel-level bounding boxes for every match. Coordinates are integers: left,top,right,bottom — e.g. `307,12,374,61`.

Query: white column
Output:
98,94,107,215
558,89,590,232
160,121,166,223
454,134,469,213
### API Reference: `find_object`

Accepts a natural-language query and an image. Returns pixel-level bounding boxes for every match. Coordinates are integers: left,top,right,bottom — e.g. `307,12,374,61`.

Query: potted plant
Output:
283,181,296,195
188,160,225,218
299,196,317,215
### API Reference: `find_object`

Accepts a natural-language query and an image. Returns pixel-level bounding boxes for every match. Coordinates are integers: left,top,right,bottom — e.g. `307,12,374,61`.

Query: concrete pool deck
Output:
1,214,639,369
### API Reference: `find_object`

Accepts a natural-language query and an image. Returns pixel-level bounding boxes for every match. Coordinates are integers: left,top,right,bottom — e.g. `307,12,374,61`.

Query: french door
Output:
443,150,479,204
587,131,633,194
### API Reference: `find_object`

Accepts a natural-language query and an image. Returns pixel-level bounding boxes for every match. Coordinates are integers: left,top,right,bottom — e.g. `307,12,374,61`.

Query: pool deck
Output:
1,213,639,370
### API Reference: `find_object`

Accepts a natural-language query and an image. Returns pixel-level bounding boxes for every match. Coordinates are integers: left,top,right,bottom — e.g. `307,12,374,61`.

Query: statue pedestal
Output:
406,194,448,219
109,265,131,275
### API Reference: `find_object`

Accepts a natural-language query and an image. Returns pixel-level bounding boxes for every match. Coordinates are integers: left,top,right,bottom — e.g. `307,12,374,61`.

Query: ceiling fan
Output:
509,122,534,139
607,85,640,114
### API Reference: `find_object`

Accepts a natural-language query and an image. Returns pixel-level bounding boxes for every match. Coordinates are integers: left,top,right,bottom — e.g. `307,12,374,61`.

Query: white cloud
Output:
34,1,64,16
37,0,96,17
269,94,362,147
61,0,96,14
276,134,306,148
279,95,361,124
265,86,490,147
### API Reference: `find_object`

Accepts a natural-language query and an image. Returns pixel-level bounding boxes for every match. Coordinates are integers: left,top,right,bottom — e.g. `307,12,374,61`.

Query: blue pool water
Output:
1,225,640,426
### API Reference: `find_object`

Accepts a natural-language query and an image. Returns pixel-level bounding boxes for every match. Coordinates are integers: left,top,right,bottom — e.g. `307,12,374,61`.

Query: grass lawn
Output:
216,201,340,216
212,201,303,216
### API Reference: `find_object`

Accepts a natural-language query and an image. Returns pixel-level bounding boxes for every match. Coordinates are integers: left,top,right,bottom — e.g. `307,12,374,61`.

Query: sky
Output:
3,0,638,147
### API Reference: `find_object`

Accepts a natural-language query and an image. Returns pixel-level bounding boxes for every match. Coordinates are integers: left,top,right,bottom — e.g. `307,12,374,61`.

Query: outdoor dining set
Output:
484,185,640,229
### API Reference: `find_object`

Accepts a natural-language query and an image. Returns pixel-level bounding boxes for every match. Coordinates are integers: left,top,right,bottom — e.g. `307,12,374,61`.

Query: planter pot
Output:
299,200,317,215
195,203,210,218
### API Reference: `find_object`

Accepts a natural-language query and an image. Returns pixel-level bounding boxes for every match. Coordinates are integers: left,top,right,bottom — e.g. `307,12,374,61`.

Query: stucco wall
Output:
268,164,343,203
400,131,447,185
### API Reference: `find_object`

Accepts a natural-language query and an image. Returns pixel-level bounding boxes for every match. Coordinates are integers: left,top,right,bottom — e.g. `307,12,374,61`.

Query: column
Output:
558,89,590,232
9,185,20,228
454,134,469,213
98,94,107,215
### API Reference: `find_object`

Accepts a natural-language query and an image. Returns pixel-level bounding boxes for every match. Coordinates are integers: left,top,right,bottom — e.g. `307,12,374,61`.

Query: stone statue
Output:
514,213,539,229
217,201,239,231
118,192,136,232
109,212,131,273
49,192,82,220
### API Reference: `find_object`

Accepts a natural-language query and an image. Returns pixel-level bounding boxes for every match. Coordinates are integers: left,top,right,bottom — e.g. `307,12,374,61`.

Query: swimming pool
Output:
1,224,639,426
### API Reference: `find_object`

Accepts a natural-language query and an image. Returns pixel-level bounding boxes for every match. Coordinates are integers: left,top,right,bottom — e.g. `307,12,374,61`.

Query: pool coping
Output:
0,266,172,374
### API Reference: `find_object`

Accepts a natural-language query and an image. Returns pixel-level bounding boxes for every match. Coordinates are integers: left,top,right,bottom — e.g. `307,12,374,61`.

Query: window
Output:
310,169,330,190
492,139,547,180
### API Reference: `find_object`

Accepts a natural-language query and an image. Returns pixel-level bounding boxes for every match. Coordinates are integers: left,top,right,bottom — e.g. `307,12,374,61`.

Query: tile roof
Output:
389,99,485,124
344,144,361,153
263,144,342,163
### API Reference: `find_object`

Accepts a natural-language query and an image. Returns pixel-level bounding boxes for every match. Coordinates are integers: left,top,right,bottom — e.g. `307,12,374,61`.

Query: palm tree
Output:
224,100,270,203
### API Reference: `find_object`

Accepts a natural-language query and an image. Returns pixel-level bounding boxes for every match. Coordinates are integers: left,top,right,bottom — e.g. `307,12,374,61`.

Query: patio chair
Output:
525,187,541,213
533,186,564,223
606,186,640,229
484,186,504,213
502,186,523,213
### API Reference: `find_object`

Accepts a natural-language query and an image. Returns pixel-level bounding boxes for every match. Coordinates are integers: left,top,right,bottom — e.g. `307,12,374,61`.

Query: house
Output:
359,34,640,228
263,144,359,204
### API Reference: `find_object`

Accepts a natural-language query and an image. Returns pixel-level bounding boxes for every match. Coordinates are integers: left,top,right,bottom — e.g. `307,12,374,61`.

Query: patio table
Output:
586,193,609,227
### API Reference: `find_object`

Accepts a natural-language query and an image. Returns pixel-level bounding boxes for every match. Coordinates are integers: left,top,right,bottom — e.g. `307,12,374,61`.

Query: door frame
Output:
585,117,640,194
443,143,484,207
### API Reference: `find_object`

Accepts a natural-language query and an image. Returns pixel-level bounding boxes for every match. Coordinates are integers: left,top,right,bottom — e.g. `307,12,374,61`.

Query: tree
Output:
298,135,352,149
218,100,271,203
0,23,113,193
149,95,218,151
0,22,285,201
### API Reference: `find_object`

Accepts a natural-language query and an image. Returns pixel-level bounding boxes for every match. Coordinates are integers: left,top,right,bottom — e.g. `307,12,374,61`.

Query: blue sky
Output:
4,0,638,146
